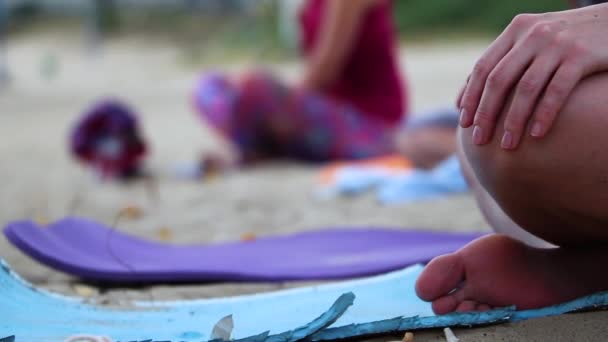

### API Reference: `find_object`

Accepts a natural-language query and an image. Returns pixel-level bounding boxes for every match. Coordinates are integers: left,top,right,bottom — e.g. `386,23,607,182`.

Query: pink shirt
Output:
300,0,408,125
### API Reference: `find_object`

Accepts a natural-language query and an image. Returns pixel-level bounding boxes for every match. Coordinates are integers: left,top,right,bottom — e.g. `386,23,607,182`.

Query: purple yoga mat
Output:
4,217,483,283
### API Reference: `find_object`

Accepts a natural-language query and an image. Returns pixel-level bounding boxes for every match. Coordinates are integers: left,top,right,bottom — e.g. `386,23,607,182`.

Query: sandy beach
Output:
1,33,607,341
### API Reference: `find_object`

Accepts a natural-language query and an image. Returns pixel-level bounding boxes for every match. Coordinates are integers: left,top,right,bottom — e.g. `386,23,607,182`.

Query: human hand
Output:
458,4,608,149
299,70,323,93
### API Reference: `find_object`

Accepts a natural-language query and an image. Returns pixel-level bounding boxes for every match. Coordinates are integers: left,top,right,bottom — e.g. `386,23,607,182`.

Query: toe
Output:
456,300,479,312
476,304,492,312
416,253,465,301
431,289,466,315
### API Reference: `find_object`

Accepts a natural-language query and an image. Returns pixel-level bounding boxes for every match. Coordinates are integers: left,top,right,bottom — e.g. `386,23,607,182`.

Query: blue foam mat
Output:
1,258,607,341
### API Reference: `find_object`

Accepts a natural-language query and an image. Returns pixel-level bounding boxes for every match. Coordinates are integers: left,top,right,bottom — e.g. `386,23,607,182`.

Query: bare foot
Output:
395,128,456,169
415,234,608,314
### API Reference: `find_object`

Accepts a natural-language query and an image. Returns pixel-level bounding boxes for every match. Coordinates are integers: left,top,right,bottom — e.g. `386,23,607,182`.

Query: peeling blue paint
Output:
0,258,410,341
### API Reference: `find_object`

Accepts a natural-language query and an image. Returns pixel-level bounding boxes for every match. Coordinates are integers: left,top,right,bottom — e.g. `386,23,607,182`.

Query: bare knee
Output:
459,124,549,237
460,126,539,200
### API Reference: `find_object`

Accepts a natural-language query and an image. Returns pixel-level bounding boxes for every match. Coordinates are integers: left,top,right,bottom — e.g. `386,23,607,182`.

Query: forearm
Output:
304,0,378,90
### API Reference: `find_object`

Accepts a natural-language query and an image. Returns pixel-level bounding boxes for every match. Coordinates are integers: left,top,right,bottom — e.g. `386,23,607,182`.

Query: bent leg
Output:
462,72,608,246
193,71,292,163
197,70,396,163
456,128,553,248
236,72,395,162
417,72,608,314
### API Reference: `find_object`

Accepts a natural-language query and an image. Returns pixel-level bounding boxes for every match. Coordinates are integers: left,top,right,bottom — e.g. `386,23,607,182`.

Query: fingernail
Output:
530,122,543,137
501,131,513,149
459,108,468,126
472,125,483,145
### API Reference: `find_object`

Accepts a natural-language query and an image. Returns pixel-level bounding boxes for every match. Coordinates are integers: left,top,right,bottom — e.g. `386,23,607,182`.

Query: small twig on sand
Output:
444,327,459,342
386,331,414,342
106,208,136,273
143,174,161,205
143,173,170,234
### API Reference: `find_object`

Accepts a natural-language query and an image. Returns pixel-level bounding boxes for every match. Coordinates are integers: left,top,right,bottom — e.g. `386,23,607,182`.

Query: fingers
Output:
455,78,468,110
460,14,586,148
459,35,514,128
464,19,578,149
529,62,582,138
459,14,539,127
471,42,539,145
500,53,561,150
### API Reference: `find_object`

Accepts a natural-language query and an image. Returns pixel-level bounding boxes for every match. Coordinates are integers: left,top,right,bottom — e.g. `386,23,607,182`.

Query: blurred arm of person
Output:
457,3,608,150
301,0,381,91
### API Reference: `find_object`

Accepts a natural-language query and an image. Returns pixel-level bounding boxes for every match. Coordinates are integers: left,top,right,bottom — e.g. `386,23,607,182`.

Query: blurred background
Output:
2,0,568,64
0,0,570,303
0,0,569,158
0,0,570,113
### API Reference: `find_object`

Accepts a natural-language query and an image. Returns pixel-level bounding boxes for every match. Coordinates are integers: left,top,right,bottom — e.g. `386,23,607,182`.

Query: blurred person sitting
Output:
192,0,409,171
